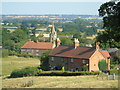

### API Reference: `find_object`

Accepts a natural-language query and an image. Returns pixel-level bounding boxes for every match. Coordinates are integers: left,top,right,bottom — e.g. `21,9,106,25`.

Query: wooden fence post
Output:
113,73,115,80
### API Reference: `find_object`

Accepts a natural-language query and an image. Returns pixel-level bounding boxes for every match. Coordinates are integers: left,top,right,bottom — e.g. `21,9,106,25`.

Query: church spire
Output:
49,22,57,43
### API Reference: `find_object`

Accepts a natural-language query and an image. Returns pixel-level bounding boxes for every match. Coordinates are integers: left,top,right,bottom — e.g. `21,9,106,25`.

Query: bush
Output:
62,66,65,72
81,65,88,71
98,59,107,71
2,49,9,57
37,71,102,76
8,50,16,56
10,67,39,78
40,50,51,71
16,54,36,58
109,69,119,75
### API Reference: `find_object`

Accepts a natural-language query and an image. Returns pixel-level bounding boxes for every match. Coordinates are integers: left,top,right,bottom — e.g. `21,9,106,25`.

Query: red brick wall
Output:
67,58,89,71
89,50,106,71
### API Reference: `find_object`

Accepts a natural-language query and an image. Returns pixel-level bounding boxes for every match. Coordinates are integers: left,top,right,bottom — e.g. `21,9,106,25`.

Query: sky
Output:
1,0,110,15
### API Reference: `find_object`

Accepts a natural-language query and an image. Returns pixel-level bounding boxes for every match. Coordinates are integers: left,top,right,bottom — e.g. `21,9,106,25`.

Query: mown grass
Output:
2,75,118,88
2,56,40,76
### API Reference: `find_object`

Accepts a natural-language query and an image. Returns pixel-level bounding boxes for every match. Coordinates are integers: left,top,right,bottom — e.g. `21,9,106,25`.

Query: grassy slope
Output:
1,56,118,88
2,56,40,76
2,76,118,88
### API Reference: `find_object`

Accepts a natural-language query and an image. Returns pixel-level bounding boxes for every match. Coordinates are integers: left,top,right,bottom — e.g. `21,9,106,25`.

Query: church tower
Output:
49,23,57,43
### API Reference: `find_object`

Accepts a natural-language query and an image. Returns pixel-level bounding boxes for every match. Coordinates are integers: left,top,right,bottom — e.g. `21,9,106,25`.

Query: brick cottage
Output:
49,38,110,72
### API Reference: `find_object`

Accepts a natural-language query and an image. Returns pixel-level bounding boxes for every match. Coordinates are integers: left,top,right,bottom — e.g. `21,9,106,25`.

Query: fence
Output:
97,73,118,80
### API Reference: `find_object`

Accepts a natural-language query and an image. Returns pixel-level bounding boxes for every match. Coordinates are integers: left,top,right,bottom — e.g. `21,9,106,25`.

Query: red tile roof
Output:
100,50,111,59
21,41,54,49
49,46,96,59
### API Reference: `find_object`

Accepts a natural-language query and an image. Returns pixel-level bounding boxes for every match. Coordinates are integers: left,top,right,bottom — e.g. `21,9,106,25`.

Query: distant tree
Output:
2,49,9,58
20,24,29,35
97,1,120,48
73,33,88,46
31,27,37,36
59,37,73,46
3,40,15,51
2,28,10,44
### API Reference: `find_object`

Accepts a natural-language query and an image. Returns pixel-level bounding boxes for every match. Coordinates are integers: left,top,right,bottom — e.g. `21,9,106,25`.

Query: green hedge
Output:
10,67,39,78
109,69,119,75
16,54,38,58
37,71,101,76
10,68,103,78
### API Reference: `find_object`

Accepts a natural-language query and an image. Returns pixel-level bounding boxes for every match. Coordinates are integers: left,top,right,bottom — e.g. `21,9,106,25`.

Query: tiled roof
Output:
100,50,111,59
21,41,54,49
49,46,96,59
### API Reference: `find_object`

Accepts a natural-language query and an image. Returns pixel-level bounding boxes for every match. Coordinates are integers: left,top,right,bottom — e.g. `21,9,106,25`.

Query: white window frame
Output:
36,50,39,52
36,53,39,56
51,57,54,61
21,49,26,51
70,58,74,62
82,60,86,64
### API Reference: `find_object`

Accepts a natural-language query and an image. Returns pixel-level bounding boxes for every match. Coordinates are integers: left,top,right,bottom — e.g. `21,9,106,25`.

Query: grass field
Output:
1,56,118,88
2,75,118,88
2,56,40,76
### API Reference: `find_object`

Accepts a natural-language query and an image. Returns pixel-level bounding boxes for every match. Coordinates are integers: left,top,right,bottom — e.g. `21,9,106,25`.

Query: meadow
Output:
2,75,118,88
1,56,118,88
2,56,40,76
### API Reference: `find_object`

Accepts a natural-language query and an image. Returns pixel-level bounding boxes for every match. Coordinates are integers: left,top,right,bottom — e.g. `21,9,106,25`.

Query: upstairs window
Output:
82,60,86,64
36,50,39,52
51,57,54,61
70,58,74,62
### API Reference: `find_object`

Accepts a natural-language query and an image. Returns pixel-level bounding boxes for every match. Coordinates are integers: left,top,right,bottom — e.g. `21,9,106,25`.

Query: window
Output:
82,60,86,64
27,49,31,51
21,49,25,51
51,57,54,61
70,58,74,62
36,52,39,55
36,50,39,52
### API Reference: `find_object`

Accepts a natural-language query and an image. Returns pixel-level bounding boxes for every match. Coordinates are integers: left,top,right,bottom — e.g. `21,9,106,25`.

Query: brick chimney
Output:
56,38,61,47
96,42,100,50
73,38,79,49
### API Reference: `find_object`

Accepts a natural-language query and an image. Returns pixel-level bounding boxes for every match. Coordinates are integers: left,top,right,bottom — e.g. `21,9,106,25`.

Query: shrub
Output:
109,69,119,75
62,66,65,72
8,50,16,56
16,54,36,58
10,67,39,78
37,71,102,76
98,59,107,71
81,65,88,71
39,69,43,72
40,50,51,71
2,49,9,57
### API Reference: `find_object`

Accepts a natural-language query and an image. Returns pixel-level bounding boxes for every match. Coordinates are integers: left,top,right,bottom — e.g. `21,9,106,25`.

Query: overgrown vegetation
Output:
96,1,120,48
98,60,107,71
40,50,51,71
10,67,39,78
10,68,102,78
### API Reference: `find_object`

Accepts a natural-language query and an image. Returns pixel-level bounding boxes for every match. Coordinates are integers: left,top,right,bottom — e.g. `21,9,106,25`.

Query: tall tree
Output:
96,1,120,48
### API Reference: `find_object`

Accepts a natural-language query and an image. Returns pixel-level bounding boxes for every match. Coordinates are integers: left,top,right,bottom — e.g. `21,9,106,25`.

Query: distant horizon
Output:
2,2,103,15
2,14,99,15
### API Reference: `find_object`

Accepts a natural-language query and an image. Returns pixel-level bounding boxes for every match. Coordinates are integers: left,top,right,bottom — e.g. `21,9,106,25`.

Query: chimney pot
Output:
96,42,100,50
73,38,79,49
56,38,61,47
